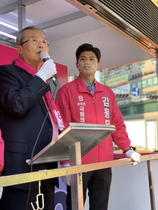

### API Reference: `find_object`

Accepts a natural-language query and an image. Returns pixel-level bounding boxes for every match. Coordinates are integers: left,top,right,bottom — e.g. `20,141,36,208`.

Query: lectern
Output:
28,123,116,210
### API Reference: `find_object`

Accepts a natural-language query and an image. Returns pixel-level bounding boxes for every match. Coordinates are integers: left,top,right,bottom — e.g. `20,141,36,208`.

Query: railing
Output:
0,153,158,210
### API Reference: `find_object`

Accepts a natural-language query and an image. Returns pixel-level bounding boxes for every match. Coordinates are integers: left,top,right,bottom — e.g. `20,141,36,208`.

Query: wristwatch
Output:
123,147,134,153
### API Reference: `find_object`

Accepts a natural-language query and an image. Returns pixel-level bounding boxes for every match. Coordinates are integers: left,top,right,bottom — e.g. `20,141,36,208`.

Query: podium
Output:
28,123,116,210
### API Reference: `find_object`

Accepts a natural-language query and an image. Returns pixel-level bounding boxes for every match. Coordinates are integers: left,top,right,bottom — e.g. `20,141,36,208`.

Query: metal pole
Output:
18,0,26,31
147,160,156,210
69,142,84,210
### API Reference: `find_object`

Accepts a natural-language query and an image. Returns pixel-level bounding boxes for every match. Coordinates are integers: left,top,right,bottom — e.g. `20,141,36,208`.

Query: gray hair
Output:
16,26,44,45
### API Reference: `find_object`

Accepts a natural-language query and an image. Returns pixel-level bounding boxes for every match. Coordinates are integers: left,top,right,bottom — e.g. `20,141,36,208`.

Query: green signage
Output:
130,76,158,89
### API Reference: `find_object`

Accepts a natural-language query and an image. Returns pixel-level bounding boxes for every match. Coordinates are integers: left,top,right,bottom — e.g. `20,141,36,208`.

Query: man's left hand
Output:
125,150,141,165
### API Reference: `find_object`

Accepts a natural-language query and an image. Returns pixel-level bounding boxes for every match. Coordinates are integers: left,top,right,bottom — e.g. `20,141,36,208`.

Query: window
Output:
125,64,133,73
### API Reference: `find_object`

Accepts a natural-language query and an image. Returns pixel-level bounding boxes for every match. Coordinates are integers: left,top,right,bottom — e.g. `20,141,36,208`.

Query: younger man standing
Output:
56,43,140,210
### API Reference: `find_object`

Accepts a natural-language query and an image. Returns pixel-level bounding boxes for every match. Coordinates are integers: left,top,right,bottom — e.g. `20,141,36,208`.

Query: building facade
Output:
100,58,158,151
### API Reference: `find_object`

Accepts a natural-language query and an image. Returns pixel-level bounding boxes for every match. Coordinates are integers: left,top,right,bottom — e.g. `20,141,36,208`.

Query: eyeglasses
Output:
20,37,50,46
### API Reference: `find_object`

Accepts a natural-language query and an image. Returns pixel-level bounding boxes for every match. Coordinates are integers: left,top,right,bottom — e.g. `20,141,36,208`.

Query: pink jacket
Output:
0,130,4,172
56,76,131,164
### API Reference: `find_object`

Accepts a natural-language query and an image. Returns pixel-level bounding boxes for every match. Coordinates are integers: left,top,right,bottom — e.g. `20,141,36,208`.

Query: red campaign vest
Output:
0,130,4,172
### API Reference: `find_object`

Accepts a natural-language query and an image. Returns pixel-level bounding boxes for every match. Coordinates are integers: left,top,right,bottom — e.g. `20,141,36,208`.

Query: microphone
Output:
40,51,51,62
40,51,58,93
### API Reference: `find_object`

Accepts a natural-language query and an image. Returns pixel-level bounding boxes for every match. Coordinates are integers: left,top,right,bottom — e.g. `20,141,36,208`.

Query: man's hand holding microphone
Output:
36,51,57,82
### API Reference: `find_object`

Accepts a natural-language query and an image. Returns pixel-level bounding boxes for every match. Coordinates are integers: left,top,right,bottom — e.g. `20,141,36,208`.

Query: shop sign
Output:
130,76,158,90
106,74,128,87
